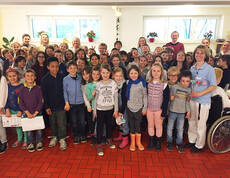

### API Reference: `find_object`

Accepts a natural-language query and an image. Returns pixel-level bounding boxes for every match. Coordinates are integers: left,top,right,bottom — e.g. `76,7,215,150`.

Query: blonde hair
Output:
112,67,124,78
148,63,165,83
40,33,49,45
168,66,180,75
214,67,223,79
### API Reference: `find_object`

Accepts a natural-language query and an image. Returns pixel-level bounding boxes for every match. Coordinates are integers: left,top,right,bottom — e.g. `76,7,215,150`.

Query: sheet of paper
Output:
21,116,45,131
1,115,22,127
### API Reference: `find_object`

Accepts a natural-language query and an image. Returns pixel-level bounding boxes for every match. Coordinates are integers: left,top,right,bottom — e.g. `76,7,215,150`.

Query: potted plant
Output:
203,30,213,39
147,32,158,42
86,30,96,42
2,36,14,49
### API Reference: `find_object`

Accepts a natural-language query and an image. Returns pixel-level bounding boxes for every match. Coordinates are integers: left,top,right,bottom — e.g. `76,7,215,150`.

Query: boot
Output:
118,136,129,149
147,136,155,151
113,131,123,141
130,133,135,151
155,137,161,152
135,133,144,151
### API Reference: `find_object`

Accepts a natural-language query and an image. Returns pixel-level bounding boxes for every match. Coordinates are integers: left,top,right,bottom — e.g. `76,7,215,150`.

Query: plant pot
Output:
149,38,155,43
88,38,93,42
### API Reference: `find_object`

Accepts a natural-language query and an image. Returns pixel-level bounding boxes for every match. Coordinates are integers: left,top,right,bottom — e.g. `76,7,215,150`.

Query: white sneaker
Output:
48,137,58,147
59,139,67,150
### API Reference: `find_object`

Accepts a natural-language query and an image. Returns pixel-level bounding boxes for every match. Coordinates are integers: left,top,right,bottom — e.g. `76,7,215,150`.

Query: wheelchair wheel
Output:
207,116,230,154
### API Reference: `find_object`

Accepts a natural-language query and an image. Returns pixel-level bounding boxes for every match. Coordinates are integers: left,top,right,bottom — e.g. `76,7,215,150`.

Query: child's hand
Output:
46,108,52,115
87,107,92,112
170,94,175,101
161,117,165,120
92,89,96,97
94,113,97,118
32,111,39,118
142,111,146,116
190,91,201,98
185,112,190,119
113,111,119,118
26,112,33,119
17,111,22,117
5,109,11,117
0,108,3,115
64,102,70,111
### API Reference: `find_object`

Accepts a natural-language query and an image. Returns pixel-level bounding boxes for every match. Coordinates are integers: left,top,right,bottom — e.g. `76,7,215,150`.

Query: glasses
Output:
38,56,45,58
168,74,178,77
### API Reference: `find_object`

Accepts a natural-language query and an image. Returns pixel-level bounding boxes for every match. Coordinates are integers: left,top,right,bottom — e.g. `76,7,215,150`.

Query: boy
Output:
167,66,180,88
114,41,122,51
41,57,67,150
98,43,108,56
217,55,230,89
167,70,192,153
19,69,43,152
100,53,108,64
63,61,86,144
54,50,68,77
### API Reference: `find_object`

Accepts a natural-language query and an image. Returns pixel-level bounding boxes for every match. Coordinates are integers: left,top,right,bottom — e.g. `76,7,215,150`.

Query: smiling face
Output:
168,72,179,84
77,50,85,59
47,61,59,77
176,51,185,62
113,71,123,83
202,39,210,47
24,72,36,84
67,65,78,77
72,38,80,48
139,56,148,68
112,57,120,67
90,56,99,66
101,68,110,81
92,70,100,82
195,48,206,63
65,51,73,61
41,34,49,45
180,76,191,88
7,71,19,85
171,32,179,43
151,65,162,81
129,69,139,81
132,50,139,58
46,48,54,57
17,60,26,69
82,70,90,82
222,42,230,54
76,59,85,71
37,53,46,65
23,36,30,45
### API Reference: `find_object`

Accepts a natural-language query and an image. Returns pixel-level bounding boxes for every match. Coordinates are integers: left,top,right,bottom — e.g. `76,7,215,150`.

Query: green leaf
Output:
10,37,14,42
3,37,9,44
2,45,9,49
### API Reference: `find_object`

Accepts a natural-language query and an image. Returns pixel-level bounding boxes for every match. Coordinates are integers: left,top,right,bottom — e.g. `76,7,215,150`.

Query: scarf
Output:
116,79,126,89
126,76,146,100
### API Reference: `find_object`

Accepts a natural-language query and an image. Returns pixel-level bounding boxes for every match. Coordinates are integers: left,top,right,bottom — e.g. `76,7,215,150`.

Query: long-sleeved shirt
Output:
41,72,65,111
19,83,43,114
63,74,84,105
81,84,91,109
87,82,98,109
0,76,8,108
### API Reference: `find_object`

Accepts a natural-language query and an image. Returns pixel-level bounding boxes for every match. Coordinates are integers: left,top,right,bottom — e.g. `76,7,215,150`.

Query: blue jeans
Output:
167,112,185,144
70,104,85,138
27,130,42,144
119,109,129,136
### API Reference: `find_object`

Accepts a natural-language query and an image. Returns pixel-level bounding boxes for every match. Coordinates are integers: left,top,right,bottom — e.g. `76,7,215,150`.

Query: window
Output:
144,16,219,41
29,16,100,41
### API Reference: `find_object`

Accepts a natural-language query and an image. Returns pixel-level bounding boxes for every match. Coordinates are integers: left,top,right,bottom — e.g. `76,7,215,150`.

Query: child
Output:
167,70,192,153
90,53,100,67
171,51,188,72
160,51,169,70
13,55,26,82
120,50,129,67
63,61,86,144
167,67,180,88
139,55,149,80
41,57,67,151
64,49,74,63
112,68,129,149
128,48,140,68
19,69,43,152
114,41,122,51
147,63,170,152
88,48,96,58
94,63,118,156
111,54,127,80
0,69,8,154
28,47,38,65
87,66,101,146
5,69,27,149
45,45,55,58
185,45,217,153
3,49,14,76
54,50,68,77
100,53,108,64
126,65,147,151
217,55,230,90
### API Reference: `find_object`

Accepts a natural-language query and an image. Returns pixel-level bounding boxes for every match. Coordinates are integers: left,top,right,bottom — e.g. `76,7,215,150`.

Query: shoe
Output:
130,133,136,151
118,136,129,149
59,139,67,151
147,136,155,151
184,142,195,149
106,139,116,149
21,142,27,150
113,132,123,141
86,132,92,139
81,137,87,143
97,145,104,156
12,140,23,147
155,137,161,152
136,133,144,151
0,142,8,154
191,146,203,153
167,142,173,151
36,141,44,151
176,144,184,153
49,137,58,147
74,137,80,145
27,143,35,152
102,137,106,145
90,137,97,146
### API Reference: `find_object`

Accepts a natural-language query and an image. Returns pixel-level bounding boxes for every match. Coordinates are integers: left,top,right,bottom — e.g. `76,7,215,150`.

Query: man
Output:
22,34,31,47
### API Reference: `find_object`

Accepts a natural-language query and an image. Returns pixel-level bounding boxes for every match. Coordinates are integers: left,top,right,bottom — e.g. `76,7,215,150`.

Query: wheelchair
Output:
207,95,230,154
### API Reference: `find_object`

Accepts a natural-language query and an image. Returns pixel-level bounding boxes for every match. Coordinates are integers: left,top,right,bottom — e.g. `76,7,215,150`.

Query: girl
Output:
64,49,74,63
112,68,129,149
126,65,147,151
128,48,140,68
5,68,27,149
13,55,26,83
45,45,55,58
94,63,118,156
185,45,216,153
76,58,86,74
86,66,101,145
202,38,216,57
2,49,14,76
0,69,8,154
59,42,68,52
160,51,169,70
139,55,149,80
147,63,169,152
171,51,188,72
111,54,127,80
28,47,38,65
137,37,147,56
186,52,194,69
31,51,48,86
90,53,100,67
11,42,21,55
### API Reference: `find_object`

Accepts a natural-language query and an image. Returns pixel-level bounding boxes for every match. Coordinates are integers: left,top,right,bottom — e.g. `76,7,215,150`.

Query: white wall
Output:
0,5,230,53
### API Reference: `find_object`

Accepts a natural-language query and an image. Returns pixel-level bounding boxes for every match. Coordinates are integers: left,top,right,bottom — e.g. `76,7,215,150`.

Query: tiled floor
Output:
0,127,229,178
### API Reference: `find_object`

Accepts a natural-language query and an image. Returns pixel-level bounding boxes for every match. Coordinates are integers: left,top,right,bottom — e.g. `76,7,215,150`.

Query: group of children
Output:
0,36,228,156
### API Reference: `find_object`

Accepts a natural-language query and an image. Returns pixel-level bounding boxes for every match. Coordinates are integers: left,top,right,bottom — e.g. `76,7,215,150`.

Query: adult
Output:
71,37,81,53
137,37,147,56
220,41,230,55
202,38,216,57
166,31,185,59
21,34,31,48
38,33,50,52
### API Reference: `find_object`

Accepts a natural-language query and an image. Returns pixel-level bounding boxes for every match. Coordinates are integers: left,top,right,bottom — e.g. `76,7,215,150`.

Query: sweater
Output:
19,83,43,114
0,76,8,108
212,86,230,109
63,74,84,105
81,84,91,109
118,81,127,114
166,42,185,59
41,72,65,111
87,82,98,109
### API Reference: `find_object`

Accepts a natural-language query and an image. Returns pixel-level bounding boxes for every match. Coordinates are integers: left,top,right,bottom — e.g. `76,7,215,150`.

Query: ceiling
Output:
0,0,230,6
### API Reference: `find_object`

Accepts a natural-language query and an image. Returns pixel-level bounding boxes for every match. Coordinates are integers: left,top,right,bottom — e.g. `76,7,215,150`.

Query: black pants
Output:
97,109,113,144
127,108,142,134
85,107,95,134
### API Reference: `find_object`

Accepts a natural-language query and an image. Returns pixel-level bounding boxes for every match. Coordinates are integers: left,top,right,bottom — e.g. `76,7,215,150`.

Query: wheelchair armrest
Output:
223,107,230,116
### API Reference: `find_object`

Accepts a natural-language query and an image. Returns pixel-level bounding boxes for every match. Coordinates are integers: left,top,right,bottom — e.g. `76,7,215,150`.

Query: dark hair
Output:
89,66,101,82
111,48,119,52
54,49,63,55
66,60,77,69
119,50,128,56
220,55,230,66
15,49,26,57
127,65,141,78
0,69,2,80
90,53,100,61
160,50,168,55
101,63,111,73
179,70,192,80
22,33,30,39
81,66,92,85
165,46,174,53
6,68,20,82
2,49,14,58
64,49,74,63
171,50,188,71
110,54,121,61
14,55,26,67
162,44,168,48
24,69,37,77
47,57,59,66
153,55,163,65
45,45,55,57
33,51,47,70
114,41,122,47
75,48,87,61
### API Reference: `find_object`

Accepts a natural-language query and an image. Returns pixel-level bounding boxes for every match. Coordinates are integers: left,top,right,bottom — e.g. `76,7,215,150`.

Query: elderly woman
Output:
221,41,230,55
71,37,81,53
38,33,50,52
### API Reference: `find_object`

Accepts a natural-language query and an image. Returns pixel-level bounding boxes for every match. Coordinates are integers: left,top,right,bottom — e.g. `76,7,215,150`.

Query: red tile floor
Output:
0,127,229,178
